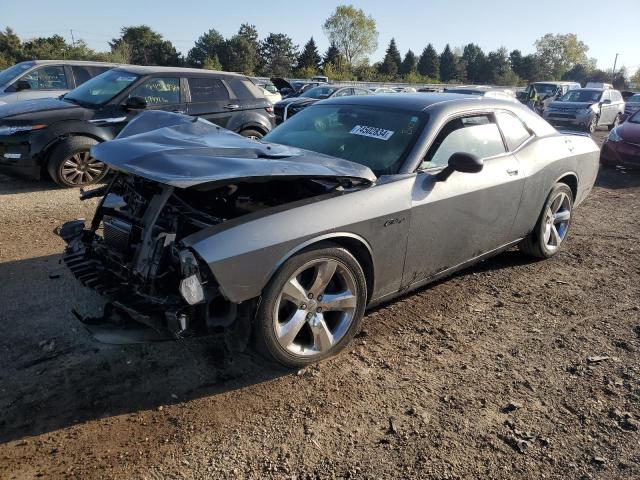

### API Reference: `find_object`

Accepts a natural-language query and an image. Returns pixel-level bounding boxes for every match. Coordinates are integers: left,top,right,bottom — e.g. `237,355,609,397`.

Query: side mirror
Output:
123,96,147,111
436,153,483,181
14,80,31,92
601,99,612,105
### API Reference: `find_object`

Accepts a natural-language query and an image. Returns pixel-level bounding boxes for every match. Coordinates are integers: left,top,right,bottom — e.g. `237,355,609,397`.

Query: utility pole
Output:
70,29,75,47
612,53,619,83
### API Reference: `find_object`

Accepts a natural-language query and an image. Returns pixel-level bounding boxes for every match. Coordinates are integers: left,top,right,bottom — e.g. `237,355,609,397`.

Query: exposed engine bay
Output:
58,173,354,341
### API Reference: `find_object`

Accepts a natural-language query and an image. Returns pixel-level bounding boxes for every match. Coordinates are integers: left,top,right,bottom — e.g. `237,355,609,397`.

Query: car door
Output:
92,76,185,137
16,64,70,100
599,90,614,125
401,112,524,287
185,76,234,127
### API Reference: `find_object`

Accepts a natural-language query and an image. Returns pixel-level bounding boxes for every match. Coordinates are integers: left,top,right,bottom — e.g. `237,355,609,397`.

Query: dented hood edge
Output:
91,110,377,189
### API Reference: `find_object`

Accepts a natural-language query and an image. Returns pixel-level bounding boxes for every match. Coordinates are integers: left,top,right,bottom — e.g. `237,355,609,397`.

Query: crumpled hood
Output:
0,97,84,120
91,110,377,189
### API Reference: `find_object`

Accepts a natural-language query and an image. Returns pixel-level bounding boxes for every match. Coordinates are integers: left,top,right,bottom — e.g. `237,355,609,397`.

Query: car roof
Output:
113,65,246,77
26,59,118,66
317,92,520,114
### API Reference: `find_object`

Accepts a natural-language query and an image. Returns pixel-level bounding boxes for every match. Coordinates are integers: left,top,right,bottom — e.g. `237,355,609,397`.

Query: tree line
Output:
0,4,637,88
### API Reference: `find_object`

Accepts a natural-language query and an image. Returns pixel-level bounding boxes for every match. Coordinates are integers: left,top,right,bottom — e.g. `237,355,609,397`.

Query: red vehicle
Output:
600,110,640,168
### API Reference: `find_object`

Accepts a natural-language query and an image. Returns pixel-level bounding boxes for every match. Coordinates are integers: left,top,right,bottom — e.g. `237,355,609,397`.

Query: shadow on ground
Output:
595,165,640,189
0,254,288,444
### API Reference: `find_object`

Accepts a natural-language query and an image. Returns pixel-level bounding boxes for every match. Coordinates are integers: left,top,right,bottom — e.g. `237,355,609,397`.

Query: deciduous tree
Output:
323,5,378,70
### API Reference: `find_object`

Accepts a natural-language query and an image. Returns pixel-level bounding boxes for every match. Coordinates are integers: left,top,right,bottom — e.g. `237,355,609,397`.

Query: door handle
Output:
506,169,519,176
224,104,240,110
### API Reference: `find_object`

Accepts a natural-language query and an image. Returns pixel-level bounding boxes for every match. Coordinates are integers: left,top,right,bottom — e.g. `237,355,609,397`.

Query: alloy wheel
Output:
273,258,358,357
61,151,106,185
588,117,597,133
542,191,571,252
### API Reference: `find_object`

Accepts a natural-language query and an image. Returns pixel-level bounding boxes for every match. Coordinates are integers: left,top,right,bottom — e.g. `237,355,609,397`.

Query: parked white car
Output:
0,60,117,103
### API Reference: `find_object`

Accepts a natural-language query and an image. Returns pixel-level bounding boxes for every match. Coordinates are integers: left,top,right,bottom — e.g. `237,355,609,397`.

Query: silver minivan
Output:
0,60,117,104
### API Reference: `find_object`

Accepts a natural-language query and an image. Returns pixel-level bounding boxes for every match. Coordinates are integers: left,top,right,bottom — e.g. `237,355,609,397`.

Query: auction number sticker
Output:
116,76,137,82
349,125,395,140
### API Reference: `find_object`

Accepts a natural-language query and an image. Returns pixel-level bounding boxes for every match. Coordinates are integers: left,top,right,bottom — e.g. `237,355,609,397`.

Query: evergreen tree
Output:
322,42,341,67
400,50,417,76
297,37,322,71
378,38,402,76
258,33,298,77
417,44,439,78
461,43,486,83
187,29,225,68
439,44,457,82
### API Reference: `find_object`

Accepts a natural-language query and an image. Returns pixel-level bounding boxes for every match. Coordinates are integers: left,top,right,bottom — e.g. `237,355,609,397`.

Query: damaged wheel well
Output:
292,236,374,304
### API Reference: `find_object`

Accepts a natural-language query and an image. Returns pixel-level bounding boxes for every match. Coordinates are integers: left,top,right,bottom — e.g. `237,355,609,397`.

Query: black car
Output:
0,66,275,187
274,85,371,124
270,77,327,99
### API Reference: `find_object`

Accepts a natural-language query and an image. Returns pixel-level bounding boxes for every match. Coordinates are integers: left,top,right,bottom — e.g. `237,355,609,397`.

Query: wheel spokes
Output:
319,291,356,312
281,277,308,306
308,260,337,297
277,309,308,347
553,210,570,223
309,314,334,351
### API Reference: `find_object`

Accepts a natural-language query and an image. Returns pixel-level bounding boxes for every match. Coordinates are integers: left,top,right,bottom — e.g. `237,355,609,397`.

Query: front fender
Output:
182,177,414,304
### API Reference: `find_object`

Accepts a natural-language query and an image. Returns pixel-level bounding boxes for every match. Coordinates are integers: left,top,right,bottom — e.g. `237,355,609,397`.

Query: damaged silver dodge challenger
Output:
59,94,599,367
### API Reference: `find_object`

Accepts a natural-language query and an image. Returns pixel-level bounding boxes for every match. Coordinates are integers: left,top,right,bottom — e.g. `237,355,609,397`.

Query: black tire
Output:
608,114,620,131
239,128,264,140
46,137,108,187
587,116,598,134
520,183,574,259
254,243,367,368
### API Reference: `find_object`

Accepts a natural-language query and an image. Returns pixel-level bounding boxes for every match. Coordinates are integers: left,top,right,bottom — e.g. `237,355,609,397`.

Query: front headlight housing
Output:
0,124,47,136
576,108,591,115
608,127,621,142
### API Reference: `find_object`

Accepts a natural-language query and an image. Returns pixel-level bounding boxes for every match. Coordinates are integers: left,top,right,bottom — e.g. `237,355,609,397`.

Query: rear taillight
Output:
265,106,274,114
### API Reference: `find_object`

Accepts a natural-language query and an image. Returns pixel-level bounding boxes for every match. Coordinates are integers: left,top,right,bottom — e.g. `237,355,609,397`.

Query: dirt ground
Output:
0,130,639,479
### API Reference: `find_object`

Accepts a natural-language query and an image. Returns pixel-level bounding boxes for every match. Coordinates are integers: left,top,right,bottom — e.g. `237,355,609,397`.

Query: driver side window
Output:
421,114,506,169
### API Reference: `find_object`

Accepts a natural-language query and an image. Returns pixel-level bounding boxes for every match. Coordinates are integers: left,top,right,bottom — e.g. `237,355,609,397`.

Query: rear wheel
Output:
520,183,573,259
608,114,620,131
46,137,107,187
239,128,264,140
254,244,367,368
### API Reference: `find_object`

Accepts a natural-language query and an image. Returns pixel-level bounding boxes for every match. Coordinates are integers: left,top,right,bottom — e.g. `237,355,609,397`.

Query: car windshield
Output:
263,104,425,176
0,62,34,86
530,83,558,95
630,110,640,124
64,70,140,107
560,90,602,103
628,94,640,103
300,86,338,99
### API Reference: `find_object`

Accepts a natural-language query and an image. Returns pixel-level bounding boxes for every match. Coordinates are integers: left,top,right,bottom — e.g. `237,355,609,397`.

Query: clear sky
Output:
1,0,638,73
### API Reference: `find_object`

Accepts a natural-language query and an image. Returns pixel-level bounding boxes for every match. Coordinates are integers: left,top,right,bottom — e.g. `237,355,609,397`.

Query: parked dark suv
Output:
0,66,275,186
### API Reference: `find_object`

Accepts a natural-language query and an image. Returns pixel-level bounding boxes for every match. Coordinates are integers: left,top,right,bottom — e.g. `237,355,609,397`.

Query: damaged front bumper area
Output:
58,176,230,340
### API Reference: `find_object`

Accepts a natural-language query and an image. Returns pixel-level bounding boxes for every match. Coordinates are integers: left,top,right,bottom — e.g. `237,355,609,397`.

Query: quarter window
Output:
496,111,531,151
188,77,229,102
422,114,506,169
21,65,68,90
71,66,93,86
129,77,180,105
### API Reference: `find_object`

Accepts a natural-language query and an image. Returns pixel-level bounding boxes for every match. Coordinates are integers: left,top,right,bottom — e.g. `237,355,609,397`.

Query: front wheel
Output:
587,116,598,134
608,115,620,131
239,128,264,140
520,183,573,259
254,244,367,367
46,137,108,187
